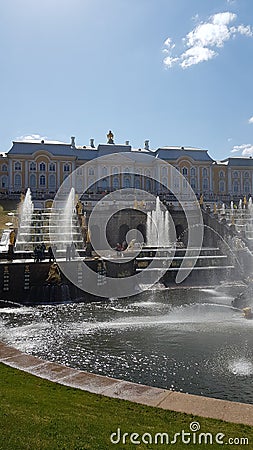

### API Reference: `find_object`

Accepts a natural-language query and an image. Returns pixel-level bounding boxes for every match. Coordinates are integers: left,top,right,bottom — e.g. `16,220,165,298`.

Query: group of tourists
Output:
34,243,57,263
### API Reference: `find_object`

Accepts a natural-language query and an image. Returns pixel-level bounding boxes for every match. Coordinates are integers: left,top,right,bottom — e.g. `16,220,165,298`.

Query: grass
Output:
0,363,252,449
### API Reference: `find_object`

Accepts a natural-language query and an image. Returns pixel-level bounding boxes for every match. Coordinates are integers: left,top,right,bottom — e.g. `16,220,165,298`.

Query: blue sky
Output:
0,0,253,160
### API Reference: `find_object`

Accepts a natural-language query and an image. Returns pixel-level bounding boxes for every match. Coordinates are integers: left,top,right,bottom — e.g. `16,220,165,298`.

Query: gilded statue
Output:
107,130,114,144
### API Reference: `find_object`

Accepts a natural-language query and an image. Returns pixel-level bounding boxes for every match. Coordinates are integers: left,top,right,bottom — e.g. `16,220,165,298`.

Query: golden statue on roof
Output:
107,130,114,144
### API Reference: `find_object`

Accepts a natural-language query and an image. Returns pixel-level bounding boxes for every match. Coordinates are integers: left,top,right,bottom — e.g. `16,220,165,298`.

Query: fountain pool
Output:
0,287,252,404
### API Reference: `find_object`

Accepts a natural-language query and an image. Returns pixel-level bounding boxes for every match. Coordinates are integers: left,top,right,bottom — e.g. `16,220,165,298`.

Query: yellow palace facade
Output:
0,135,253,202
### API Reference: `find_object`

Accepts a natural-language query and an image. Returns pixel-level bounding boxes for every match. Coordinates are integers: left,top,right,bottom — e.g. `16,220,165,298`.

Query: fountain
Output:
146,197,171,247
15,189,34,251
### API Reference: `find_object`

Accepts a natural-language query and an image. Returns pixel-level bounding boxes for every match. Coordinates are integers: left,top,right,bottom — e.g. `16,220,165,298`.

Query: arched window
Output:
219,180,225,192
112,167,118,175
162,177,168,188
219,170,224,178
146,179,151,191
2,164,7,172
30,162,36,171
244,171,249,178
190,167,196,177
14,173,21,187
102,178,108,190
244,181,250,194
162,166,167,177
39,162,46,172
88,167,94,176
202,168,208,177
233,171,239,178
30,174,36,188
14,161,21,171
124,176,131,188
182,167,188,176
113,176,119,189
135,177,141,189
173,176,180,189
202,178,208,190
1,175,8,188
190,178,196,190
102,167,108,176
39,174,46,186
49,163,56,172
233,180,239,193
49,174,56,188
125,167,130,174
64,163,70,172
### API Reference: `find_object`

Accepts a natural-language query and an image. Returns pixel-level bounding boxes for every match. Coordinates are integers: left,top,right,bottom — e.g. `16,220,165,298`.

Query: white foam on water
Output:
228,358,253,376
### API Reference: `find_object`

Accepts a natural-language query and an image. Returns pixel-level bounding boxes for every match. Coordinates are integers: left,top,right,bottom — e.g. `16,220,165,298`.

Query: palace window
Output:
39,174,46,186
244,171,250,178
49,174,56,188
190,167,196,177
29,162,36,171
219,170,224,178
30,174,36,188
77,167,83,176
244,181,250,194
173,176,180,189
64,163,70,172
146,179,151,191
2,164,7,172
102,178,108,190
202,168,208,177
1,175,8,188
135,177,141,189
182,167,188,176
112,167,119,175
39,162,46,172
162,166,168,177
233,171,239,178
14,161,21,171
113,176,119,189
124,176,131,188
88,167,94,176
219,180,225,192
49,163,56,172
102,166,108,177
202,178,208,190
14,173,21,187
190,178,196,190
162,177,168,188
233,180,239,193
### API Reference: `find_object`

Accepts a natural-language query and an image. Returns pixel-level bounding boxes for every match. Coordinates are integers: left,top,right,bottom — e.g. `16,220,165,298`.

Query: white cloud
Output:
163,11,253,69
16,134,68,144
16,134,47,141
231,144,253,156
248,116,253,124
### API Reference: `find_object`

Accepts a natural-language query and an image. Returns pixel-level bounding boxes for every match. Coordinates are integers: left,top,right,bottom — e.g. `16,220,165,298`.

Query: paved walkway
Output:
0,341,252,426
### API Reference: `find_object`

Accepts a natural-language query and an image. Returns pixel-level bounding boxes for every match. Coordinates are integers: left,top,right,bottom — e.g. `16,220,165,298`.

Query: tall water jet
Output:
62,187,75,246
16,188,34,250
239,199,242,210
146,197,171,247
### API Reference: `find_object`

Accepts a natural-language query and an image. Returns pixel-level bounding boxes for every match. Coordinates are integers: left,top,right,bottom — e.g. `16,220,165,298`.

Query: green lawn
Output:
0,363,252,449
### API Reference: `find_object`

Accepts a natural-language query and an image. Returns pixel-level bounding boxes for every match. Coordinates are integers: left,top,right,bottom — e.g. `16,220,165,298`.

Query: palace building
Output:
0,133,252,201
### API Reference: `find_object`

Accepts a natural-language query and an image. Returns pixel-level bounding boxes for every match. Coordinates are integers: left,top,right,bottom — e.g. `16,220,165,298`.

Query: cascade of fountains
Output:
16,188,34,248
146,196,170,247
